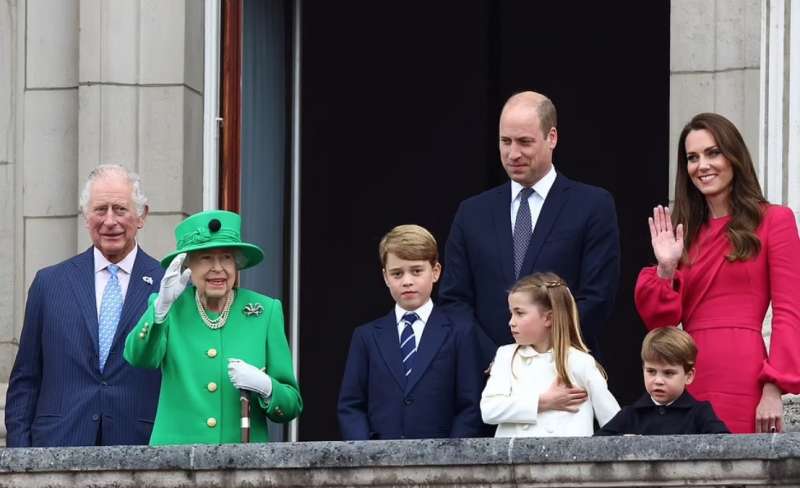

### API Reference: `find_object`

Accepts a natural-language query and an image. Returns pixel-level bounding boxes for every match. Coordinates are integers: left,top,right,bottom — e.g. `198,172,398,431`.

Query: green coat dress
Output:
123,287,302,445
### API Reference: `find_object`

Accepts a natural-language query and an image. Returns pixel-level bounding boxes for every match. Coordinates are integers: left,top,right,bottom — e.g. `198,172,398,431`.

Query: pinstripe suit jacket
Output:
5,247,163,447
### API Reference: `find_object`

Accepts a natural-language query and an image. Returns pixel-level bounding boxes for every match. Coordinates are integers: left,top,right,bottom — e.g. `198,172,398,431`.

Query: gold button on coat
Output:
207,417,217,428
207,348,217,358
207,382,217,392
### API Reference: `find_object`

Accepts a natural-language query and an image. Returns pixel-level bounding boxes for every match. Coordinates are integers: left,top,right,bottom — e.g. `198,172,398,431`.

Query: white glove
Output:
227,358,273,398
154,253,192,323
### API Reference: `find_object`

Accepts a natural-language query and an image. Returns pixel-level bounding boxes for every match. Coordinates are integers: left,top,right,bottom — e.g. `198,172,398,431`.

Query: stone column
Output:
759,0,800,214
0,0,204,445
0,0,21,444
0,0,81,447
77,0,205,256
669,0,762,201
759,0,800,429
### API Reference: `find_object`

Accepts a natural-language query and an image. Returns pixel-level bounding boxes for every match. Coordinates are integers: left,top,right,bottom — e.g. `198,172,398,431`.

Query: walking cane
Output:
240,389,251,443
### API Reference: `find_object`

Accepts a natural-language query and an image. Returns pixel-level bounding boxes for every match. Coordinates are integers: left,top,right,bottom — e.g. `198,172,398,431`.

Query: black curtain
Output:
298,1,669,441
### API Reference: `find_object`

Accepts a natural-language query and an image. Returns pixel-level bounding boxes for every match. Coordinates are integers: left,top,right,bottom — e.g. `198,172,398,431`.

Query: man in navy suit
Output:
440,91,620,385
338,225,483,440
5,164,163,447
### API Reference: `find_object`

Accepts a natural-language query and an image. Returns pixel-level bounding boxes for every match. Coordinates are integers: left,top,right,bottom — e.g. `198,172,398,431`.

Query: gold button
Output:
207,348,217,358
207,417,217,428
207,382,217,392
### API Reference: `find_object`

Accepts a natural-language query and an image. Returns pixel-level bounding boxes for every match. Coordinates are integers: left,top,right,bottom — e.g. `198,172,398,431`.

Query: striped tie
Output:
399,312,419,377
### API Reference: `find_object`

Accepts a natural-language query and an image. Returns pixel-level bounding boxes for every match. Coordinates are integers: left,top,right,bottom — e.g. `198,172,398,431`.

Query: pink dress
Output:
635,205,800,433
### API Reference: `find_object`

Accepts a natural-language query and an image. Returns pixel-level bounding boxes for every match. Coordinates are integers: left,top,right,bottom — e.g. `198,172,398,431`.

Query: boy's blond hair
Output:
378,225,439,267
641,328,697,373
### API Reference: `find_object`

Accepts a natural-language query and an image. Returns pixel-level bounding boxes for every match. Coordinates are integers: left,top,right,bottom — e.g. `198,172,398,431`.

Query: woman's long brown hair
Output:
672,113,767,262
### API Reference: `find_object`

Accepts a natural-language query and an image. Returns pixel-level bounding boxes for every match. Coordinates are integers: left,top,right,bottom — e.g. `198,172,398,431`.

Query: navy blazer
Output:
337,306,484,440
595,391,730,435
5,247,163,447
439,173,620,367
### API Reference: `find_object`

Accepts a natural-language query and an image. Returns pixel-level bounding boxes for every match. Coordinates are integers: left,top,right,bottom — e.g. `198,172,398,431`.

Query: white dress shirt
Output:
481,343,620,437
510,165,557,234
394,298,434,345
94,245,138,316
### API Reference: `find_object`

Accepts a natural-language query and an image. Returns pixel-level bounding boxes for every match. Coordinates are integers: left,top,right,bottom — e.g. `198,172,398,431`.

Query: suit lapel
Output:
520,173,571,276
405,308,451,394
372,311,407,391
491,182,515,285
67,248,100,358
112,250,158,349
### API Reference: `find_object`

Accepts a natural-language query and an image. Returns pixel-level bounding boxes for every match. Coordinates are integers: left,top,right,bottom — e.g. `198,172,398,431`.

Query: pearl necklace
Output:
195,288,235,330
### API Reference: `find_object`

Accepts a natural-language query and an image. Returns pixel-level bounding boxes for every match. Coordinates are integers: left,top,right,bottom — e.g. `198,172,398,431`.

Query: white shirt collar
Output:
394,298,434,324
510,165,557,203
650,396,677,407
94,244,138,275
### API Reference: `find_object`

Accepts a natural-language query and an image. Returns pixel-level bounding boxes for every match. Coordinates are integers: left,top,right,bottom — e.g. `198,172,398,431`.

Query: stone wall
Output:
0,0,204,445
669,0,762,201
0,0,21,389
0,383,5,447
76,0,205,257
2,435,800,487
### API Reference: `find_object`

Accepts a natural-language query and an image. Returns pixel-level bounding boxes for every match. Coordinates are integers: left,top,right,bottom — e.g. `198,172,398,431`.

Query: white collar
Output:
394,298,434,324
650,396,677,407
94,244,138,275
516,344,553,359
510,165,557,202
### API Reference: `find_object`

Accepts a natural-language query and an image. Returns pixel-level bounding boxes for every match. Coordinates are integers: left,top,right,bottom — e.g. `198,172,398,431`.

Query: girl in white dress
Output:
481,272,620,437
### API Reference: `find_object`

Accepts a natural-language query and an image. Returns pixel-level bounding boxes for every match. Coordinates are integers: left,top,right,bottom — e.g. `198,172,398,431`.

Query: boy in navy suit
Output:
338,225,484,440
596,328,729,436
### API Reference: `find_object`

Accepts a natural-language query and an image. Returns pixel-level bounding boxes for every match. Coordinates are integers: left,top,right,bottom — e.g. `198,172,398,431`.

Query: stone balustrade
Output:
2,433,800,487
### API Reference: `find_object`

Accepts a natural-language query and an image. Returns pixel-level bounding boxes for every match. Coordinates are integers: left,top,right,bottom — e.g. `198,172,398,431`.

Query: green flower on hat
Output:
161,210,264,270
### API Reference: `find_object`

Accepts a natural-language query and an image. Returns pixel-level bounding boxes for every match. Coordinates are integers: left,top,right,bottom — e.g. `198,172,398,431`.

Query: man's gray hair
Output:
78,164,148,217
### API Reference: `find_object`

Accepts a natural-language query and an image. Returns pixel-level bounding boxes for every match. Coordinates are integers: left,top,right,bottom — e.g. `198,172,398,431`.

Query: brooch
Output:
243,303,264,317
142,276,153,285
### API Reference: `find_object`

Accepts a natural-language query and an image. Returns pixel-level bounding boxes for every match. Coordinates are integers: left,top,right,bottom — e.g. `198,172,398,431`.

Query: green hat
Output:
161,210,264,270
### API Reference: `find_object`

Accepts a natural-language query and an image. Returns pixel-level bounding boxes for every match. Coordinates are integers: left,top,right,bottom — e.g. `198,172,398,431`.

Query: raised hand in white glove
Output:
228,358,273,399
154,253,192,323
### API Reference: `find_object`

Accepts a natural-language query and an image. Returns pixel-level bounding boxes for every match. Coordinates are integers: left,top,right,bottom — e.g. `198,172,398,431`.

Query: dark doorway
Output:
298,1,669,441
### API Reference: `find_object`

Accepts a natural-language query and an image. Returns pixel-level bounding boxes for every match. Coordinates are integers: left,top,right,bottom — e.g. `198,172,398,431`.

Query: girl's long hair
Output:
509,272,606,388
673,113,767,262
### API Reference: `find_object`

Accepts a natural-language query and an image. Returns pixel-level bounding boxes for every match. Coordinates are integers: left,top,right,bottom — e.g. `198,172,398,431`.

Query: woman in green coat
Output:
124,210,302,445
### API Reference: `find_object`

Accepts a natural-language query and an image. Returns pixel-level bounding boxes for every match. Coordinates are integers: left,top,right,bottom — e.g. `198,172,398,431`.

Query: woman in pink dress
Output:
635,113,800,433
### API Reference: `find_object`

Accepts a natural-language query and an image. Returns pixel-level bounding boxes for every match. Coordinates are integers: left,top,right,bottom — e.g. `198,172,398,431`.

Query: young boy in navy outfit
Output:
337,225,484,440
596,327,729,435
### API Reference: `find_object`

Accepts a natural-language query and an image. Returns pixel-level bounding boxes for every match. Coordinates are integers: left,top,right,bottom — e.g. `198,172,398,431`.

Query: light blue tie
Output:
98,264,123,371
400,312,419,378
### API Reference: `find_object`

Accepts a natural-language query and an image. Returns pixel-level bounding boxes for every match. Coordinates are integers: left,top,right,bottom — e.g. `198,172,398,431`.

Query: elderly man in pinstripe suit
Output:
5,164,163,447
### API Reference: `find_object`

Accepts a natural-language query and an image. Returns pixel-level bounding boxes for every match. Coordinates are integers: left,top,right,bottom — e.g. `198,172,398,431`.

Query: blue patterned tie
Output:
513,187,534,278
400,312,419,377
98,264,123,371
